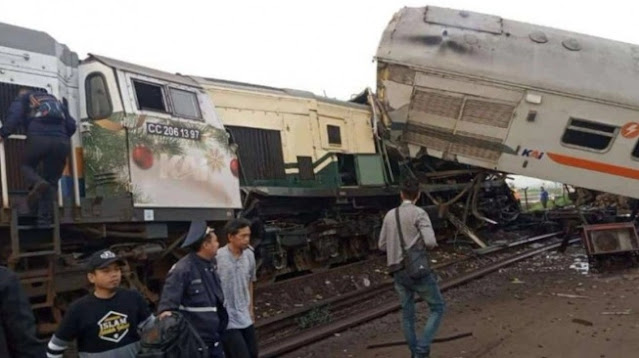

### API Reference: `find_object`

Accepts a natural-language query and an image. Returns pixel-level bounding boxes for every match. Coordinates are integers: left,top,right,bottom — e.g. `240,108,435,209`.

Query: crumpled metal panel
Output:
448,131,502,161
402,125,450,153
402,122,505,161
386,65,416,86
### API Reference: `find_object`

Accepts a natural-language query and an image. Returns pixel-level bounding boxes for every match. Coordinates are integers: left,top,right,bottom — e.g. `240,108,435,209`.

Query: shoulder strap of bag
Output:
395,206,408,257
181,314,209,355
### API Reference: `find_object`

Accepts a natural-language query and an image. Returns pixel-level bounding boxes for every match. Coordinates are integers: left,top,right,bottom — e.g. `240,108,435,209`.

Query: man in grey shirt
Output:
217,218,258,358
378,178,445,358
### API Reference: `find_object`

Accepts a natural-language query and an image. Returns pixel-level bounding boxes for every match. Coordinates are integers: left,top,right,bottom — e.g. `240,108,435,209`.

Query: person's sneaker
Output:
27,181,49,208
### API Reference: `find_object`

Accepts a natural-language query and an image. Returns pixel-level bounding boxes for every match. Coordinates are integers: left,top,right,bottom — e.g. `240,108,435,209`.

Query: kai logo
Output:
521,149,545,160
97,311,130,343
159,154,211,182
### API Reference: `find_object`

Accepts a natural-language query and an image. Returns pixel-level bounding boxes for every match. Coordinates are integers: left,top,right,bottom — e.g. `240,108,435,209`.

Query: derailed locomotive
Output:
0,19,516,331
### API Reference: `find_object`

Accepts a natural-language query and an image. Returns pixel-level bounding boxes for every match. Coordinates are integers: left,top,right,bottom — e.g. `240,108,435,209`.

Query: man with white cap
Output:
158,220,228,358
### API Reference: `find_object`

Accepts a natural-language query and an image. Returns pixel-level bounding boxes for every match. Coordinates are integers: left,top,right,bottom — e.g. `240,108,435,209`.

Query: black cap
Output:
181,220,214,248
86,249,124,271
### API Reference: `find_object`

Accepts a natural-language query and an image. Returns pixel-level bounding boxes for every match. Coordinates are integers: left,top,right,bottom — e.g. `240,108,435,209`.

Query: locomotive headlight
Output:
526,93,542,104
81,122,92,133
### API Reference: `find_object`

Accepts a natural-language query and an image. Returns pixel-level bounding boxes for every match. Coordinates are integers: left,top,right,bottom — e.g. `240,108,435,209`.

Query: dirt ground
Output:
282,246,639,358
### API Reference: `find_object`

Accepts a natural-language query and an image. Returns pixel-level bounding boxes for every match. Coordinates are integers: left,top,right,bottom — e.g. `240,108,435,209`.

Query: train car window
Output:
633,140,639,159
169,87,202,120
327,125,342,145
561,118,616,151
133,80,167,112
85,72,113,119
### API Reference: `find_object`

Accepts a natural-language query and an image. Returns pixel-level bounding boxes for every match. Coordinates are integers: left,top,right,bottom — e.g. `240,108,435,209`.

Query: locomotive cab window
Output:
169,87,201,120
561,118,616,151
633,140,639,159
86,73,113,119
327,125,342,145
133,80,167,112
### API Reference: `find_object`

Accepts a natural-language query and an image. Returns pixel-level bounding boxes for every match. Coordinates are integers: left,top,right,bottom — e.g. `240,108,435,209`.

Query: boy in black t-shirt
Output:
46,249,155,358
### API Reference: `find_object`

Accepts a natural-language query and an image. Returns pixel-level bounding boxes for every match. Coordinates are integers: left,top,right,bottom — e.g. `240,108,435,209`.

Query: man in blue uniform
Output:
0,88,76,226
158,221,228,358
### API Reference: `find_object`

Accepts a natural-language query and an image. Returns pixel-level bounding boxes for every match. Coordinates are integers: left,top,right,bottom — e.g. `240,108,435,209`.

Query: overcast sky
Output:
4,0,638,100
3,0,636,188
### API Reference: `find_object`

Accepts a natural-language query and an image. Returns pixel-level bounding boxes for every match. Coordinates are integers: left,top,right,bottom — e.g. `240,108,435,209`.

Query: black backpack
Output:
137,311,209,358
25,92,66,121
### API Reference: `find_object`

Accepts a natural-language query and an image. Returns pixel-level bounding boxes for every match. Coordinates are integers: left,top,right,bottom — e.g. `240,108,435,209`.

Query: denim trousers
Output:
22,135,70,223
393,270,446,356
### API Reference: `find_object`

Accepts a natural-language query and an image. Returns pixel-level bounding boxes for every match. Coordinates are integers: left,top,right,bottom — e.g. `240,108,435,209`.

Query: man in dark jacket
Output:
158,221,228,358
0,88,76,226
0,266,45,357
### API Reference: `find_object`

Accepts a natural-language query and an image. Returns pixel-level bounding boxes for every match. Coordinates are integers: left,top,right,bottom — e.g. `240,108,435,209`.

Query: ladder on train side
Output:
9,204,61,312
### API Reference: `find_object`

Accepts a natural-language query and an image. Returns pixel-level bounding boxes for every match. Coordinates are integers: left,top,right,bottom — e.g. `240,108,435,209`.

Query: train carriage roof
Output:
193,76,370,111
376,6,639,109
87,54,200,88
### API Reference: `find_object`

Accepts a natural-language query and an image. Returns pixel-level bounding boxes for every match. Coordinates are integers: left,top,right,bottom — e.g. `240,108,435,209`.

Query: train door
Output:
78,59,129,202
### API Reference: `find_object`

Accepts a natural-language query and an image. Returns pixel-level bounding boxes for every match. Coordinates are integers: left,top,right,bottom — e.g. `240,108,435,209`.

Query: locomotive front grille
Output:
0,82,47,196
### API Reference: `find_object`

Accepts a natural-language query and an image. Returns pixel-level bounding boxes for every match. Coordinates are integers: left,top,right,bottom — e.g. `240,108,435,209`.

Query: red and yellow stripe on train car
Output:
547,152,639,180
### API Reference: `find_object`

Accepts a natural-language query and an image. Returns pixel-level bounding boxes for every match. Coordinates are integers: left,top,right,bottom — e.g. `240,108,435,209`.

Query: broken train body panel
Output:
376,6,639,200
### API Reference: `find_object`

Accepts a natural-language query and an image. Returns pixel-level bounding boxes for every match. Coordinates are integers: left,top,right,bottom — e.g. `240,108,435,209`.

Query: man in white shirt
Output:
217,218,258,358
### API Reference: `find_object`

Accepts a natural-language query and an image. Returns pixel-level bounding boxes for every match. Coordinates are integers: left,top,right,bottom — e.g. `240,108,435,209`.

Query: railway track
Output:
256,232,576,358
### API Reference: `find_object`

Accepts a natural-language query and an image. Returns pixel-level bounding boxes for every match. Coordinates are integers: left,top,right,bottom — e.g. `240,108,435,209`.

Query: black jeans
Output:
22,135,70,223
222,325,258,358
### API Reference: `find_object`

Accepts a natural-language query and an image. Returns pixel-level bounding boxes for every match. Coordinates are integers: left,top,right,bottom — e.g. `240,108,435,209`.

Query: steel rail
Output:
259,237,579,358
